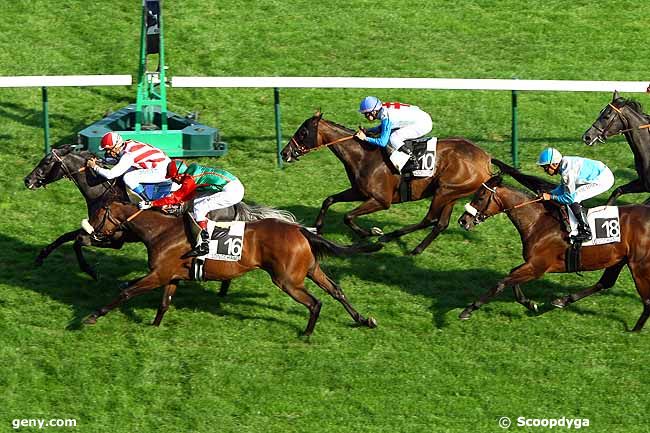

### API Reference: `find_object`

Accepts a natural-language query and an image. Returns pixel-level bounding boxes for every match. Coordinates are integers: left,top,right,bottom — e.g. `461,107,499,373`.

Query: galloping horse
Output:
84,202,380,335
24,145,296,280
281,113,492,255
582,90,650,204
457,175,650,332
24,145,131,279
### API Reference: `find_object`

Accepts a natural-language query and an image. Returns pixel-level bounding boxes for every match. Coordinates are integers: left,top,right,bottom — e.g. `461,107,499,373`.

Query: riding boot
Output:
389,149,412,173
569,202,592,242
181,229,210,258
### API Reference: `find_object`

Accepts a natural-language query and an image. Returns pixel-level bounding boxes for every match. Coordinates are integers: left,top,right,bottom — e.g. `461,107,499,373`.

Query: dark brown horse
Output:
582,90,650,205
281,113,492,255
457,175,650,331
84,202,380,335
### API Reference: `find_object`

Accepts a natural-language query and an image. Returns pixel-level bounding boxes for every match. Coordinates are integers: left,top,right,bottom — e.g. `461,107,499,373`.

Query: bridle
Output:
91,205,143,242
50,149,86,187
588,103,650,145
288,118,356,158
464,182,543,225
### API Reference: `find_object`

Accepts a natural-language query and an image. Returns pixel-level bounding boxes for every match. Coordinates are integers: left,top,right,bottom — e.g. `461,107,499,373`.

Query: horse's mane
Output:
621,98,645,114
491,158,556,194
322,118,355,134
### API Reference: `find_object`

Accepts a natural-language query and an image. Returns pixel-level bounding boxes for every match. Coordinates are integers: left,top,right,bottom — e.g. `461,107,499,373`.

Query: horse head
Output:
281,111,323,162
24,144,90,189
458,175,504,230
583,90,647,146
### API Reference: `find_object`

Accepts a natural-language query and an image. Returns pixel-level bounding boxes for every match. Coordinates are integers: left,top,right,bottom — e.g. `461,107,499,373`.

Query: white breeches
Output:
192,179,245,222
122,163,170,190
389,115,433,151
573,167,615,203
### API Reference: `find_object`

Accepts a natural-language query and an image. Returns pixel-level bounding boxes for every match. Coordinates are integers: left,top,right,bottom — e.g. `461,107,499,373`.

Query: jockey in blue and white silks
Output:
537,147,615,242
354,96,433,173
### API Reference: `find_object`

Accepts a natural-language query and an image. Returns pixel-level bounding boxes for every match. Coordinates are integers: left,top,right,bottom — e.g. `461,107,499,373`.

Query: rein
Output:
51,149,86,181
93,206,143,240
291,134,355,155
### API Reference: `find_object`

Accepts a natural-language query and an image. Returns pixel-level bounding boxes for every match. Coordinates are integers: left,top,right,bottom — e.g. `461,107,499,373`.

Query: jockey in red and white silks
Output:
354,97,433,172
87,132,171,201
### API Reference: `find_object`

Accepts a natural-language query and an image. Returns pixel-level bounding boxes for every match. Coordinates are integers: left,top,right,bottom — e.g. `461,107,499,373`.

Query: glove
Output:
138,201,152,210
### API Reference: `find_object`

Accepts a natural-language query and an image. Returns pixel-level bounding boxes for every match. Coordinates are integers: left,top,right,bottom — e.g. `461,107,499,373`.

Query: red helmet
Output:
100,132,124,150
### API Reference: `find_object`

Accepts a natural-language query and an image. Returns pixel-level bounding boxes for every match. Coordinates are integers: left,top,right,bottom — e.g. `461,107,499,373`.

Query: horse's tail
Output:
299,227,383,259
235,202,297,223
491,158,556,194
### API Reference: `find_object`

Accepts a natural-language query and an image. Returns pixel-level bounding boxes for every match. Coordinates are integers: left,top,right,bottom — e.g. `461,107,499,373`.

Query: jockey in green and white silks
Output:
537,147,614,242
354,96,433,173
142,160,245,258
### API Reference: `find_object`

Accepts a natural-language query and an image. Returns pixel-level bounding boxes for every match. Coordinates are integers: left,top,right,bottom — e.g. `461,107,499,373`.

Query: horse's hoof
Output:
34,256,44,267
551,298,566,309
84,315,98,325
407,248,422,256
367,317,378,328
459,310,472,320
531,302,539,313
370,227,384,236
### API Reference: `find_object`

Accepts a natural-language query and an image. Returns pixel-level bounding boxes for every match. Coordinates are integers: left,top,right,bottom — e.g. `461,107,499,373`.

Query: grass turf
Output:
2,1,650,432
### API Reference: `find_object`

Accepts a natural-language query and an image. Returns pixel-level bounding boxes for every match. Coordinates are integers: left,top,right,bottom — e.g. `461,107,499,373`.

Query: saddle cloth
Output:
567,205,620,246
401,136,437,177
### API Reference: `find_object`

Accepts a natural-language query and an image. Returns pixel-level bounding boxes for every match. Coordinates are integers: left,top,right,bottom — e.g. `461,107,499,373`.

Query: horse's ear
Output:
314,109,322,119
613,90,621,101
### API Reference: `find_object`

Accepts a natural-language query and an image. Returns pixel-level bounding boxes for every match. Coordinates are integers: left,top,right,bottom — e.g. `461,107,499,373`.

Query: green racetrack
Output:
2,1,650,432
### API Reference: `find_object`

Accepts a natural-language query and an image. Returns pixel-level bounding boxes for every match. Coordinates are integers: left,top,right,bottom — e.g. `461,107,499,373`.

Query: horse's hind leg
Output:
551,261,626,308
308,264,377,329
409,200,456,255
273,276,322,336
85,272,163,325
153,282,178,326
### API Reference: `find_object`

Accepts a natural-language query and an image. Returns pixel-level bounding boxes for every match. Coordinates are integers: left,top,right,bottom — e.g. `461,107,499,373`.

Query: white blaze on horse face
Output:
81,218,94,234
464,203,478,217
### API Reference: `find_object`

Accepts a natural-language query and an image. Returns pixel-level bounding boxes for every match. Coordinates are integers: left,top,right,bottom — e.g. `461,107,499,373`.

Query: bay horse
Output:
457,174,650,332
281,113,492,255
24,145,295,280
582,90,650,205
83,202,380,335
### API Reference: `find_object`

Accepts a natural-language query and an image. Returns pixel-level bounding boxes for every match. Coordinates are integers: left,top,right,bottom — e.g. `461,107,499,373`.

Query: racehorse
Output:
281,112,492,255
457,174,650,332
582,90,650,205
24,145,297,280
84,202,380,335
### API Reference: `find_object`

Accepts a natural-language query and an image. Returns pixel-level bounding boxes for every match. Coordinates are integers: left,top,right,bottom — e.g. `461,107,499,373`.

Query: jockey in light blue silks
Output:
354,96,433,173
537,147,615,242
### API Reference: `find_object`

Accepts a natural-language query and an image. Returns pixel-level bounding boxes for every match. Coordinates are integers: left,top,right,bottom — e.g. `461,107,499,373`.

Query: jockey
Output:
141,159,245,258
537,147,615,242
87,132,171,203
354,96,433,173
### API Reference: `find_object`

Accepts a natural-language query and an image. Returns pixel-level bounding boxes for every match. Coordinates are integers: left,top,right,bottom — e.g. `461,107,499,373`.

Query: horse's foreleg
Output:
218,280,231,297
35,229,81,266
552,261,625,308
308,265,377,329
314,188,363,234
513,284,538,313
606,179,645,205
343,197,390,238
408,200,456,255
460,262,543,320
153,282,178,326
85,272,163,325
